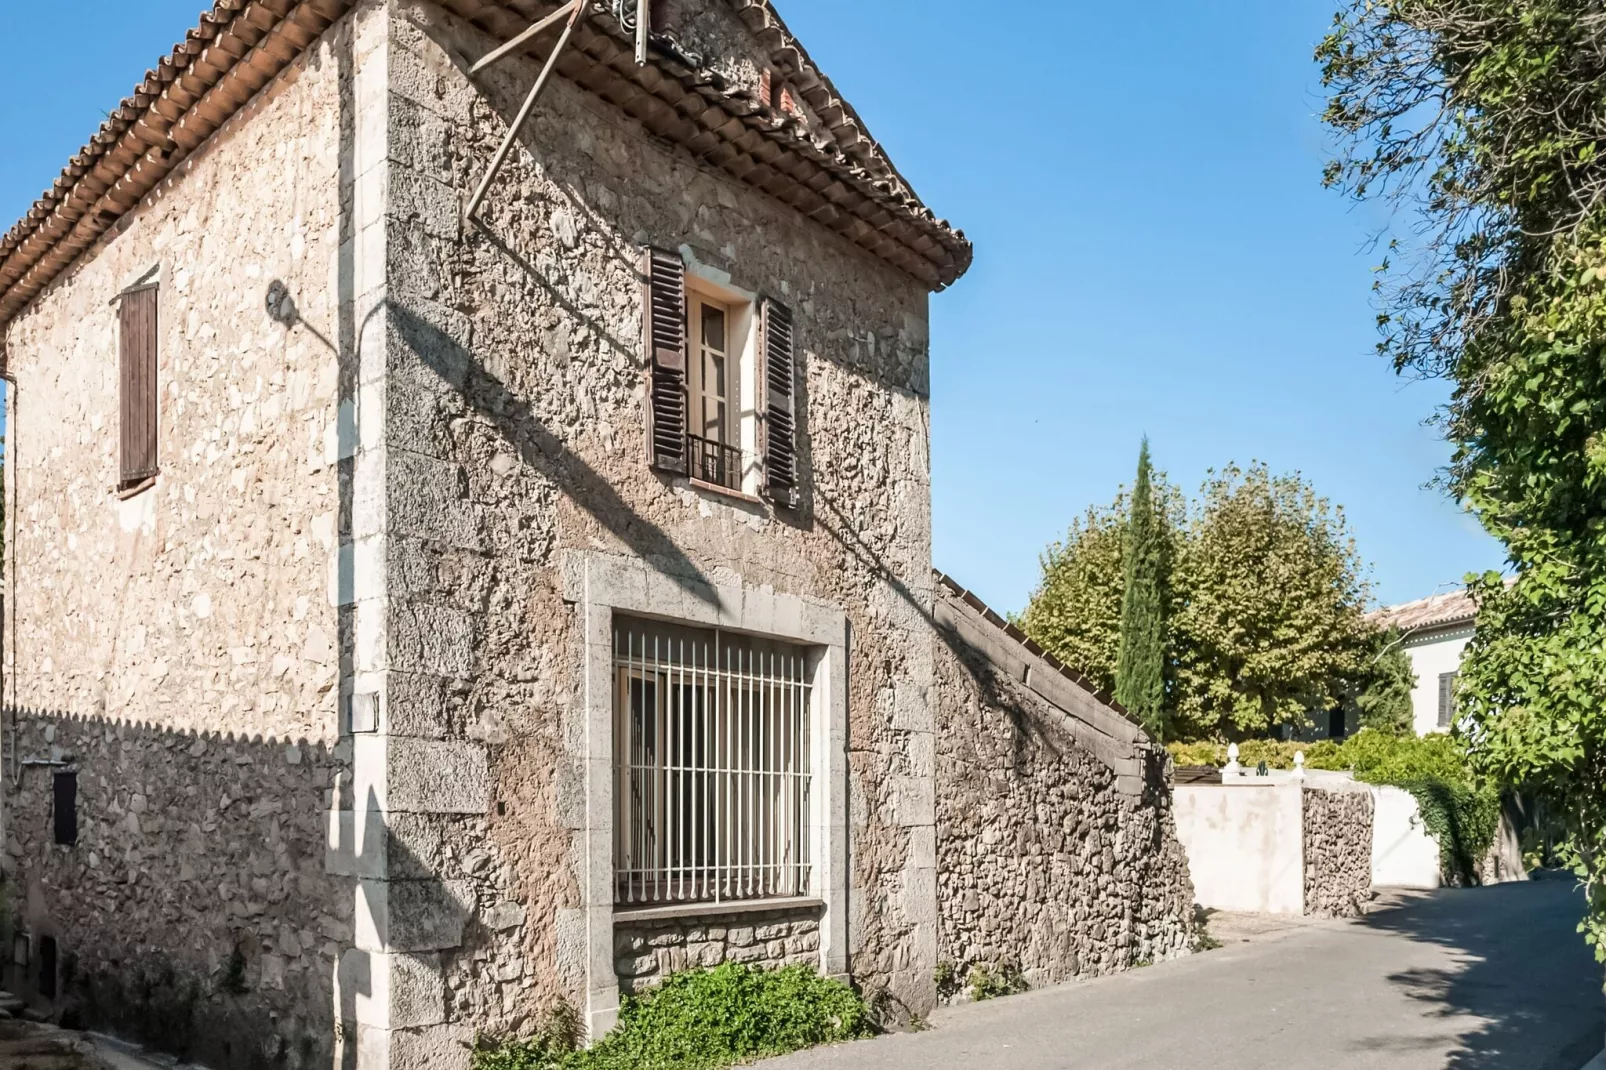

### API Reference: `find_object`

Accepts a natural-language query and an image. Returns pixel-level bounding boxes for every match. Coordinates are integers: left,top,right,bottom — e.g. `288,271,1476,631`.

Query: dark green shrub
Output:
1392,779,1501,887
474,1004,581,1070
473,964,871,1070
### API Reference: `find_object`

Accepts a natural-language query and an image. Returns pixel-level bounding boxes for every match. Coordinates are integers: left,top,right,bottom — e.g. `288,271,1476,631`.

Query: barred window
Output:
614,617,813,908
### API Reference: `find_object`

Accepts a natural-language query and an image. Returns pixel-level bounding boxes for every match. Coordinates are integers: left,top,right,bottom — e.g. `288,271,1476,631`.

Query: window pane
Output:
613,617,812,906
701,304,726,352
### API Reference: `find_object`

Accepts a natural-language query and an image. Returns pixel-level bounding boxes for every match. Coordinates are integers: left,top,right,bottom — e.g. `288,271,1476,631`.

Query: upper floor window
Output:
643,247,799,507
688,296,740,490
117,282,160,493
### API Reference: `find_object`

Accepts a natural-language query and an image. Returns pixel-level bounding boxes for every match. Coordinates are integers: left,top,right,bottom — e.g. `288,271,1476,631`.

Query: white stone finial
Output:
1292,751,1307,782
1223,742,1242,779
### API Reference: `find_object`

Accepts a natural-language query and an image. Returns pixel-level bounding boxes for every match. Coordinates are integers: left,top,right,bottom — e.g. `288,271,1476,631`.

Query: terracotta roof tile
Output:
1371,588,1481,634
0,0,352,331
0,0,970,338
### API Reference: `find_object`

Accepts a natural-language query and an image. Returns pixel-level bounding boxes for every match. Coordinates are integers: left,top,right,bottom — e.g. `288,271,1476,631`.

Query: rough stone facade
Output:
384,0,938,1039
0,8,364,1067
0,0,1195,1065
931,580,1196,994
613,906,822,995
1302,787,1375,918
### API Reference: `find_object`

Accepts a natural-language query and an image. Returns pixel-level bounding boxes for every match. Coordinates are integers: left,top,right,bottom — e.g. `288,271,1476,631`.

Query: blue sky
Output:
0,1,1506,613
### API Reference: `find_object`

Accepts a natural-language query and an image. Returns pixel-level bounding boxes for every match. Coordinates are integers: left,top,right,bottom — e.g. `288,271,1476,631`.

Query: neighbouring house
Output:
1372,588,1480,737
0,2,1194,1067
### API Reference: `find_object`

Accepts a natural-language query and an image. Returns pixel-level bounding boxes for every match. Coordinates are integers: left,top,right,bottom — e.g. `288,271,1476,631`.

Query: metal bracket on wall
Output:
463,0,587,223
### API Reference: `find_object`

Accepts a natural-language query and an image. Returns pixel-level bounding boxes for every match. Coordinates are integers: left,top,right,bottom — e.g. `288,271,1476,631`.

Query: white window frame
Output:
563,550,848,1039
684,271,761,497
688,296,738,449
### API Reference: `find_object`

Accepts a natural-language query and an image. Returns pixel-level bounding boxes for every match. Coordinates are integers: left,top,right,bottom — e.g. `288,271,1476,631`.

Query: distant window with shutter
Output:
118,284,160,490
1437,672,1459,729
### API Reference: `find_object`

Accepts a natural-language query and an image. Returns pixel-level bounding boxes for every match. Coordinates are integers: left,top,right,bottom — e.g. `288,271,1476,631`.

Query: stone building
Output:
0,2,1194,1067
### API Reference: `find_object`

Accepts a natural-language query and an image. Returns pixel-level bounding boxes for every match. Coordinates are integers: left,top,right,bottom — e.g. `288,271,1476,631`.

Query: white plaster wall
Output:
1370,786,1442,889
1405,629,1472,736
1173,785,1305,915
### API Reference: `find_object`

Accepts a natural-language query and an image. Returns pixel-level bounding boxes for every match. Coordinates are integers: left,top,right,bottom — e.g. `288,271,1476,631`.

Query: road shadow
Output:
1353,879,1603,1070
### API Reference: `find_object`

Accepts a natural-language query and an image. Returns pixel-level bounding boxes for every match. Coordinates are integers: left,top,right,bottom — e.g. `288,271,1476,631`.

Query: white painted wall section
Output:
1403,628,1472,737
1173,784,1305,915
1370,785,1442,889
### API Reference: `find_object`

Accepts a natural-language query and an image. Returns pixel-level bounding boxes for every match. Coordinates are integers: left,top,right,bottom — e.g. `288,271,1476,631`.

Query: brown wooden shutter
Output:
1437,672,1457,729
644,248,689,475
118,285,159,487
761,299,799,507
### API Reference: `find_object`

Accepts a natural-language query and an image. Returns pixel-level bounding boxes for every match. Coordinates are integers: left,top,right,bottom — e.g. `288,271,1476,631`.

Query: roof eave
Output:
0,0,971,333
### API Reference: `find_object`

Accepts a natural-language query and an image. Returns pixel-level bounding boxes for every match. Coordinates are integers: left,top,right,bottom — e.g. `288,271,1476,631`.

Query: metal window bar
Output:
687,432,743,492
614,618,812,907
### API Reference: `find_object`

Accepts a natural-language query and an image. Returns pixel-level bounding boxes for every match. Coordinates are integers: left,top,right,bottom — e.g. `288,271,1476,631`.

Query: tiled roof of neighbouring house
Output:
1371,588,1481,635
0,0,971,335
0,0,351,330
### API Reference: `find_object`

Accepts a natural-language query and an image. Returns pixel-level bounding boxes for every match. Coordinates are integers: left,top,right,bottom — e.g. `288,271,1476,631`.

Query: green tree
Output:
1017,497,1128,696
1020,462,1371,741
1115,439,1170,738
1172,465,1373,739
1319,0,1606,963
1351,629,1418,737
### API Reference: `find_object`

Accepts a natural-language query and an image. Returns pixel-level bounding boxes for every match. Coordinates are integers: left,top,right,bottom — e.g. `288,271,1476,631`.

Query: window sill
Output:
613,896,824,924
113,474,158,500
687,477,765,507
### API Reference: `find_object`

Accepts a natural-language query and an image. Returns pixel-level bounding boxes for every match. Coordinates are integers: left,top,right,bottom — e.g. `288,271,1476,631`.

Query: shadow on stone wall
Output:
387,300,719,608
930,633,1197,993
0,708,372,1070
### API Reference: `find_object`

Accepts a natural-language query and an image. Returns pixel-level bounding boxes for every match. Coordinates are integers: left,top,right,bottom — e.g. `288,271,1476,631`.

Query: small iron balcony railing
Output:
688,432,744,493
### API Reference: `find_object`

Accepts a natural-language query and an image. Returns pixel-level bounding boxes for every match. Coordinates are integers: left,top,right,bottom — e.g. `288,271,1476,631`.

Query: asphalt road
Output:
761,878,1604,1070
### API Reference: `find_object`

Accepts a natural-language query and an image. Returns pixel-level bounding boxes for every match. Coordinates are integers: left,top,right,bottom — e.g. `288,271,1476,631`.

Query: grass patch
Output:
473,964,872,1070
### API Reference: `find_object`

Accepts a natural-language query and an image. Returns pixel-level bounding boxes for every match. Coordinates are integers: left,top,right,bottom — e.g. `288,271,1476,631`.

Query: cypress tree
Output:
1115,439,1169,739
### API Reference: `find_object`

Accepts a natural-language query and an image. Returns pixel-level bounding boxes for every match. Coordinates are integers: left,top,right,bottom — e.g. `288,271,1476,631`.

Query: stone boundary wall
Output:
932,584,1195,995
612,905,822,995
0,717,348,1069
1302,786,1375,918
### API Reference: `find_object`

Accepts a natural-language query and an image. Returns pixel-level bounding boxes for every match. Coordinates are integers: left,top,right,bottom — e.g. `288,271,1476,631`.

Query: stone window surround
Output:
563,550,849,1038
